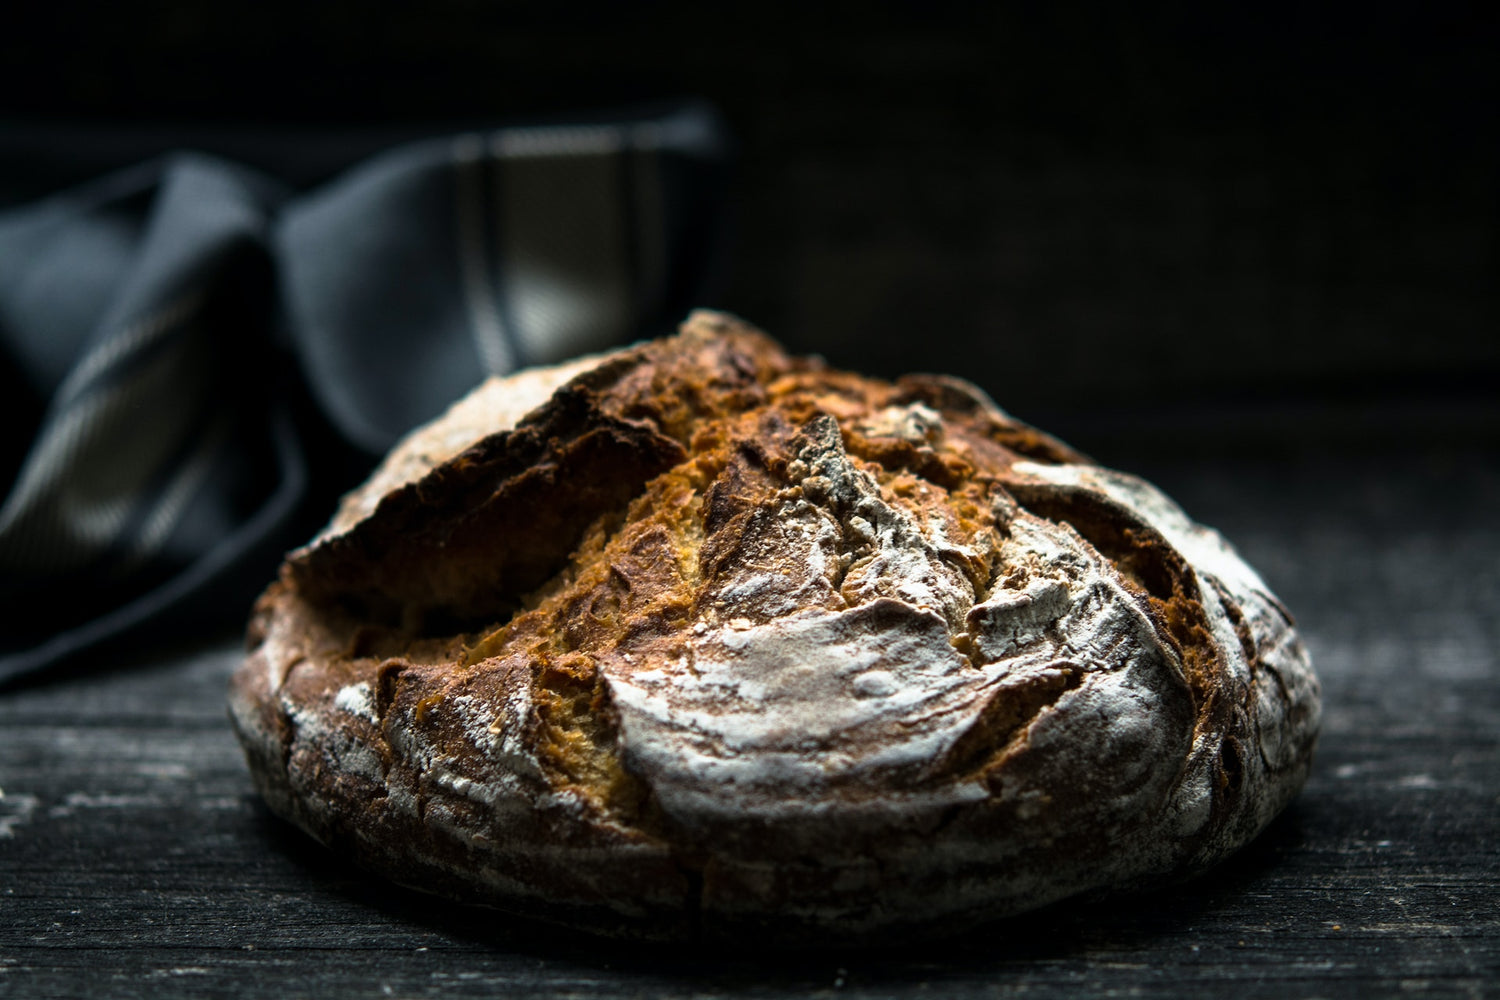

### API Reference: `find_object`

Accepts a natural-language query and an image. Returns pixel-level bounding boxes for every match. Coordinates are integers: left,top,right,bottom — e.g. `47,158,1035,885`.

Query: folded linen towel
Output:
0,103,729,685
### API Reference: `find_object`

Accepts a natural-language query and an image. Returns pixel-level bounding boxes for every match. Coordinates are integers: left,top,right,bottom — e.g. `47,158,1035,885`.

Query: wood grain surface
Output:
2,423,1496,999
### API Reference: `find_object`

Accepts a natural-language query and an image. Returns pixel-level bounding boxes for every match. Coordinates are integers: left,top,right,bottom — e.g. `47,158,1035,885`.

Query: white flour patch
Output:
335,682,378,721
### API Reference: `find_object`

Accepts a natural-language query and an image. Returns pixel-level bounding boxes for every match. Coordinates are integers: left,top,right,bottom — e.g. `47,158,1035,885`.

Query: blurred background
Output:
1,2,1496,674
2,2,1493,424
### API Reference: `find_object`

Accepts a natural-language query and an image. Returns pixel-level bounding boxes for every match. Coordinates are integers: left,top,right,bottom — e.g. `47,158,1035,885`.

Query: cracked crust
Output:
228,311,1320,943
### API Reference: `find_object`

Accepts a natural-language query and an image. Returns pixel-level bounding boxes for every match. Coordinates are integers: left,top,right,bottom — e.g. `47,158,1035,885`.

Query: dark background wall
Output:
3,2,1494,424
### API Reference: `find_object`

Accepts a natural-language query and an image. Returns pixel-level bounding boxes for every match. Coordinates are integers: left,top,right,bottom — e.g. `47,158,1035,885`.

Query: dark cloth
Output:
0,104,730,686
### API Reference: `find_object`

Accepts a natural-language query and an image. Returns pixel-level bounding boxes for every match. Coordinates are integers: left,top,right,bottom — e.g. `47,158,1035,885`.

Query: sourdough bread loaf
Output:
229,311,1320,942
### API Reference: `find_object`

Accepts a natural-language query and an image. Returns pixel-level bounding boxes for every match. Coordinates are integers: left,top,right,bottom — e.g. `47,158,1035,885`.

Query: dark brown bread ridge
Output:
229,311,1320,943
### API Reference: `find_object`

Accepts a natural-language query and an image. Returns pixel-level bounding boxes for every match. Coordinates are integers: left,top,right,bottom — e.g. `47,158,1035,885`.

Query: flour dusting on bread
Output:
230,311,1319,942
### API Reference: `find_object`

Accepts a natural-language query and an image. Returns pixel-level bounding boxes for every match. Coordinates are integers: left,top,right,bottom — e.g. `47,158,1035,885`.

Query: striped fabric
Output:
0,104,729,684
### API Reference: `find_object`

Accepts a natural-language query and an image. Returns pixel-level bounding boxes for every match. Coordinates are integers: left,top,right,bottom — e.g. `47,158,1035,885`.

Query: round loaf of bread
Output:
229,311,1320,942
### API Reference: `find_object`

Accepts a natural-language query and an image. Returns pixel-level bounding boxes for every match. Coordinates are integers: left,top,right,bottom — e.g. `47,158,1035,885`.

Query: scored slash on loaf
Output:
229,310,1320,943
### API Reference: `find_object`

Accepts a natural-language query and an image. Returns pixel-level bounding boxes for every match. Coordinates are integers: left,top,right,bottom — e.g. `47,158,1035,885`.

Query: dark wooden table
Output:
4,408,1497,998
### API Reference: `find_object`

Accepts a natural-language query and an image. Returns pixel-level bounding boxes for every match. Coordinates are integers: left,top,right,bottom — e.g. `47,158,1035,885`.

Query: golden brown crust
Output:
229,311,1320,943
